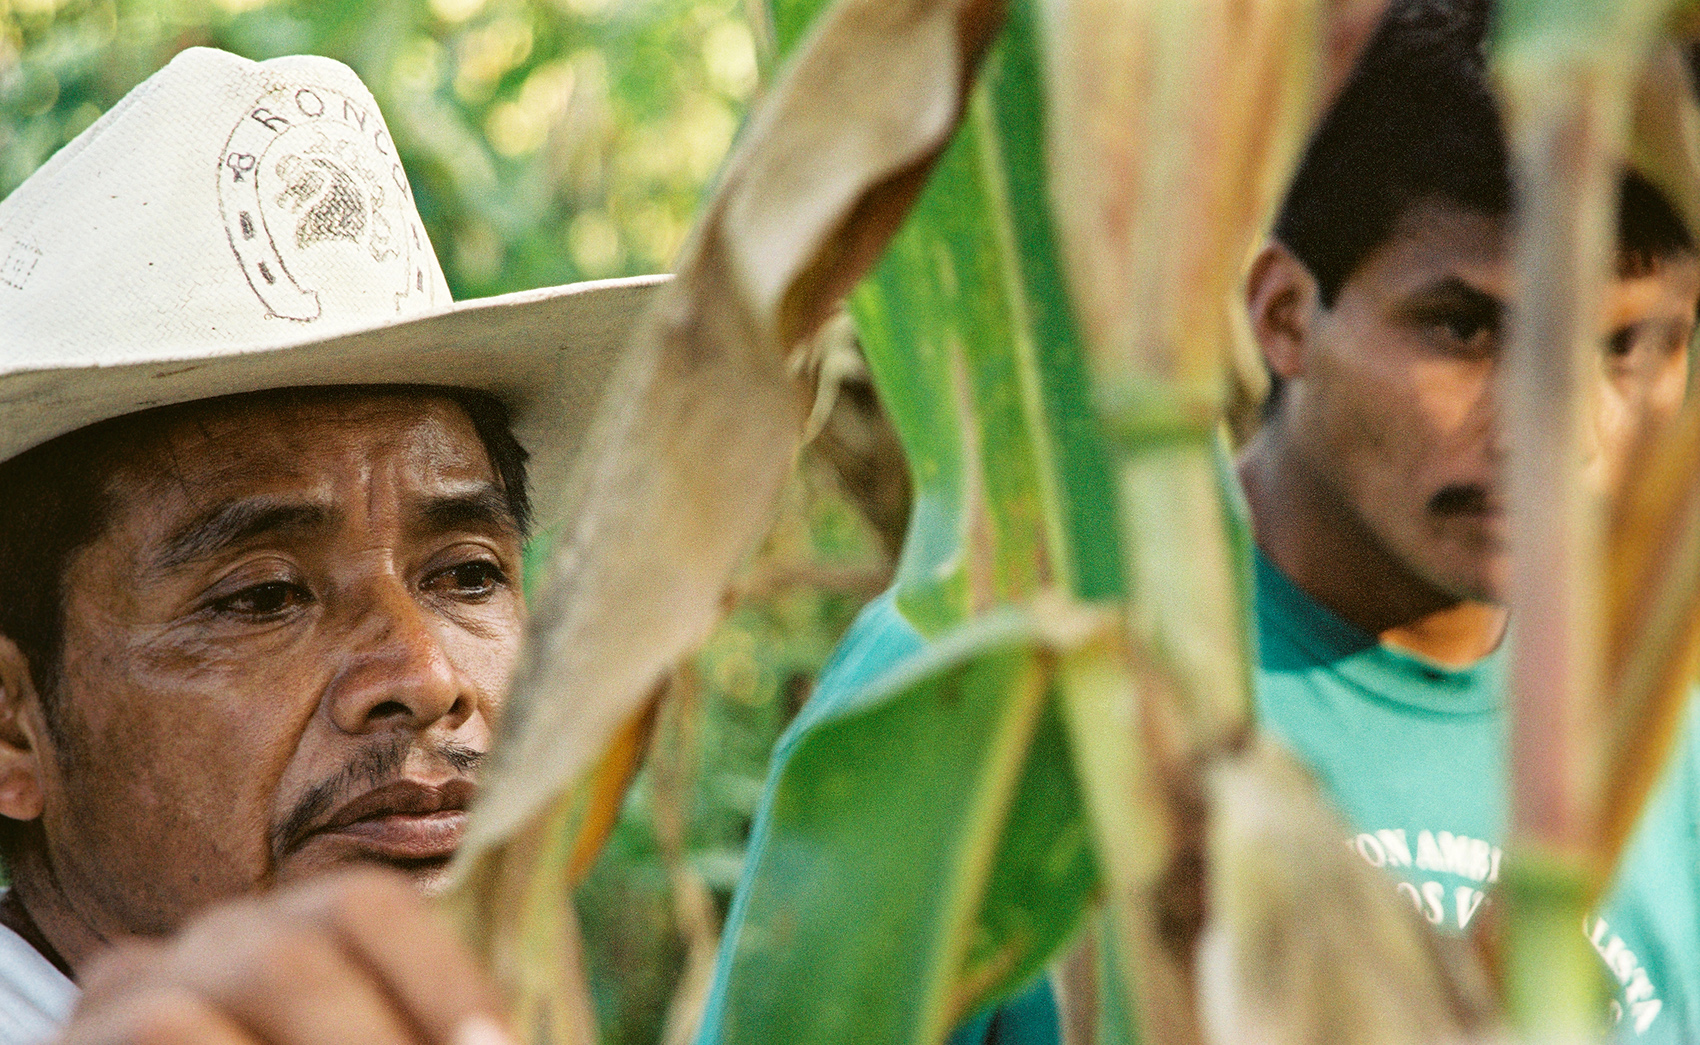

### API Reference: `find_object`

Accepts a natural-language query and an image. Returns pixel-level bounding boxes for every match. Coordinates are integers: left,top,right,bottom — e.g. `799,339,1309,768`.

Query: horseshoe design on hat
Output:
218,84,424,322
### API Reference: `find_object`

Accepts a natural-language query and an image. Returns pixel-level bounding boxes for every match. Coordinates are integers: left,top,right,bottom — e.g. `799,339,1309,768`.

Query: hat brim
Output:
0,273,667,532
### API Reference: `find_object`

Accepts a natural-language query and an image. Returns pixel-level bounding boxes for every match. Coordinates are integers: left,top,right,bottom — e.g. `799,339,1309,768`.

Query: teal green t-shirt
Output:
1255,549,1700,1041
1255,547,1509,936
696,553,1700,1043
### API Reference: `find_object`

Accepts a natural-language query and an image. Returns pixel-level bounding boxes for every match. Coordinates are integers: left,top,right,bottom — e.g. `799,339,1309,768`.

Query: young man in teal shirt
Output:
1231,3,1700,1036
698,1,1700,1040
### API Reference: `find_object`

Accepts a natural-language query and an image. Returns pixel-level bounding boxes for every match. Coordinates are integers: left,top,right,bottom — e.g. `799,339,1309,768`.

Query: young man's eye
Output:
1445,316,1481,341
1605,323,1686,370
1608,325,1662,358
1608,327,1637,359
212,581,311,618
1406,284,1503,356
426,560,507,598
1437,311,1496,351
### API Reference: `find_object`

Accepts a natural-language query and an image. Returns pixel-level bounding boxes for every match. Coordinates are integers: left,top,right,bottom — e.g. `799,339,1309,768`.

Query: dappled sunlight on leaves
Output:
1,0,757,292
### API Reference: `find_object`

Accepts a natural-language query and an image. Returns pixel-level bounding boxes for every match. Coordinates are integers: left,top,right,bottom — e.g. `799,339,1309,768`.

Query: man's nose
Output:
322,575,473,735
1478,366,1506,463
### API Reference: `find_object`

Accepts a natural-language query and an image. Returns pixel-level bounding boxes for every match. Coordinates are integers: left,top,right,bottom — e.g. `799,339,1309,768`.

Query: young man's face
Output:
1274,200,1700,605
16,392,525,945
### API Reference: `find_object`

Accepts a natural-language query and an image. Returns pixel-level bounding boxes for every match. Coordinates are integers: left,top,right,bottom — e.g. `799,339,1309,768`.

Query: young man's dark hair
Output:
1273,0,1693,309
0,385,530,747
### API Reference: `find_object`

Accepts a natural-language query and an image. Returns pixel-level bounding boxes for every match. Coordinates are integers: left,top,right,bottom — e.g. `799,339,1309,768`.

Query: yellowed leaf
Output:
443,0,1008,1033
1601,397,1700,869
1198,742,1499,1045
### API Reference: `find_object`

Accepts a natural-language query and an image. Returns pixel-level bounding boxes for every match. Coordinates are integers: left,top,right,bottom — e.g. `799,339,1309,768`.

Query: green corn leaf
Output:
775,0,1124,633
741,0,1124,1027
714,609,1097,1045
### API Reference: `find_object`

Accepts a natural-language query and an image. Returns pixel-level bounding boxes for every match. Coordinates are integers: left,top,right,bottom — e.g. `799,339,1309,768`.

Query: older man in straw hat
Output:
0,45,660,1045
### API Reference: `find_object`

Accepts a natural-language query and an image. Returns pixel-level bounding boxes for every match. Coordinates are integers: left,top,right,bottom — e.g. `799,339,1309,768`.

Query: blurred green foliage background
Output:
1,0,765,295
2,2,904,1042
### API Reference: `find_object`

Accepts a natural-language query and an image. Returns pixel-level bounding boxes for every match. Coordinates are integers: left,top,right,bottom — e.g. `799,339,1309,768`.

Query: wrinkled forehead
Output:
97,388,495,522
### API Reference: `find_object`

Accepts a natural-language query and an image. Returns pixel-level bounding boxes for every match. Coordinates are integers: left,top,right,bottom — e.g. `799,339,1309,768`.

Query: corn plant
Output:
441,0,1700,1042
700,1,1495,1042
439,0,1005,1039
1492,1,1700,1038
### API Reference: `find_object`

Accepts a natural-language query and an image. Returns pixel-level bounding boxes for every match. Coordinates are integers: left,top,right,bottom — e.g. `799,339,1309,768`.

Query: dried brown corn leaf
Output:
1197,741,1499,1045
454,0,1007,886
444,0,1008,1031
1601,400,1700,866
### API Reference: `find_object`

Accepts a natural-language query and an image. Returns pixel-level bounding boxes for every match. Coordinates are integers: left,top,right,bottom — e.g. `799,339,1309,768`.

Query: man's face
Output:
1280,201,1700,604
32,393,524,936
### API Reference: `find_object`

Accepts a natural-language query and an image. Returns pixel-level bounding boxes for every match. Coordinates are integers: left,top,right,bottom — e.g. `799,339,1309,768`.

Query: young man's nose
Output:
322,576,475,735
1463,366,1503,462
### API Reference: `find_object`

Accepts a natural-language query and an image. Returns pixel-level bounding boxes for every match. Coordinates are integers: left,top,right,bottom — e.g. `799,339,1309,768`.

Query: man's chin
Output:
1433,556,1509,609
1416,519,1509,605
274,841,460,894
386,854,457,896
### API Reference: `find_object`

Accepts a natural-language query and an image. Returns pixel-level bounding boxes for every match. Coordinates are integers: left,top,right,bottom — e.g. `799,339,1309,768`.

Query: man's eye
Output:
1608,325,1639,357
1437,311,1496,352
1608,325,1658,358
212,581,310,617
1605,323,1685,370
427,560,507,598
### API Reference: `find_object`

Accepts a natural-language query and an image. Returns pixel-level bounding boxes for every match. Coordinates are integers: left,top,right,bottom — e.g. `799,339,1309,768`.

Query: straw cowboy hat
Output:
0,45,663,530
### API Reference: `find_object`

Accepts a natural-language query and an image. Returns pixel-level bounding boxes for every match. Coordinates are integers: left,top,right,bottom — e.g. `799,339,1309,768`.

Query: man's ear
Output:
1246,241,1321,384
0,637,45,823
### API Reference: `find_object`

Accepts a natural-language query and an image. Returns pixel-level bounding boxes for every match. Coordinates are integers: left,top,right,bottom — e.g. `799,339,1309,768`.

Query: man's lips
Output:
310,779,475,861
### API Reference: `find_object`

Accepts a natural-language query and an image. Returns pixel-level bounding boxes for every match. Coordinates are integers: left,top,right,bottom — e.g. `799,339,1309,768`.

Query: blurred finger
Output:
168,900,423,1045
271,869,510,1045
59,989,255,1045
76,939,173,1014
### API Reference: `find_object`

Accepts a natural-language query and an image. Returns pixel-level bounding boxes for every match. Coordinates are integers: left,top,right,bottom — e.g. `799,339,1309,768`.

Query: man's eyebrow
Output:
1397,275,1506,319
418,485,521,539
155,499,332,572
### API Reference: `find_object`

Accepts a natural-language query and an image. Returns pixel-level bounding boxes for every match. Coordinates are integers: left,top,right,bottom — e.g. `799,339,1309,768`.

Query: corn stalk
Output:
707,1,1492,1044
441,0,1006,1038
1601,38,1700,869
1492,3,1700,1038
1043,2,1499,1042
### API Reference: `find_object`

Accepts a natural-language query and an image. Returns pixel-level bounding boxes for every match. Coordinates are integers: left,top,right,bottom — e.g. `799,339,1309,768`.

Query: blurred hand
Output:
57,869,513,1045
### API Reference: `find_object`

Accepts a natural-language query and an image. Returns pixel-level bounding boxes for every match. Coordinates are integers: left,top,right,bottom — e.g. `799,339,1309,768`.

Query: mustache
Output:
270,737,482,861
1427,484,1494,517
